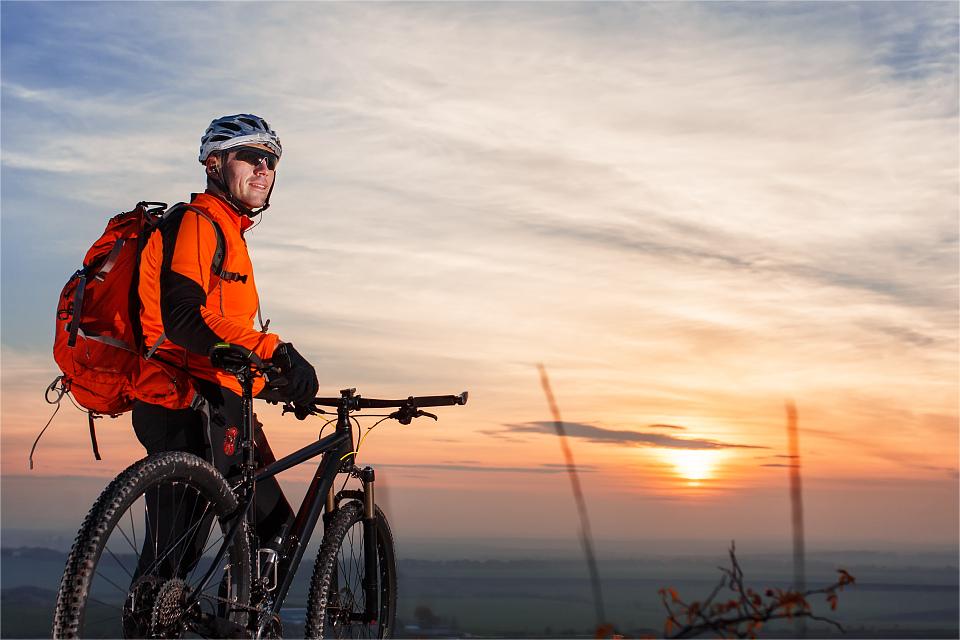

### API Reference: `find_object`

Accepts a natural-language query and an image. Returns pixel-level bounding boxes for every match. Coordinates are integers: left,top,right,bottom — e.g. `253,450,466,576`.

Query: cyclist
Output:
132,114,319,583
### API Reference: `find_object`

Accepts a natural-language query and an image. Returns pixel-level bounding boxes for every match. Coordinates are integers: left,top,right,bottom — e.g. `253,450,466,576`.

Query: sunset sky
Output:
2,2,957,552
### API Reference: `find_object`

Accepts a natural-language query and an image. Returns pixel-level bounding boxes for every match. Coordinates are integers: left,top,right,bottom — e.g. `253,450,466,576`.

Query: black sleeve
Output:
158,212,223,356
160,270,222,355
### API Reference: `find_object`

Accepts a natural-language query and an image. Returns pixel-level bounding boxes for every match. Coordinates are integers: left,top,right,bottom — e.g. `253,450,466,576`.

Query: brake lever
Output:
389,407,438,425
281,403,325,421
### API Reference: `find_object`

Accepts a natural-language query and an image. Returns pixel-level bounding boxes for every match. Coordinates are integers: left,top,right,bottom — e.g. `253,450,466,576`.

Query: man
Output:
133,114,319,578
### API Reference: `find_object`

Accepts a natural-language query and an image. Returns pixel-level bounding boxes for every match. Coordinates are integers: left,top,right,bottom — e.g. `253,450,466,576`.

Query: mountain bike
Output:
52,343,468,638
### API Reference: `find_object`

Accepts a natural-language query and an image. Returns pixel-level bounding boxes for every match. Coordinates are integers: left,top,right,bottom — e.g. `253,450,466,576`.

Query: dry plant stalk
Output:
658,542,855,639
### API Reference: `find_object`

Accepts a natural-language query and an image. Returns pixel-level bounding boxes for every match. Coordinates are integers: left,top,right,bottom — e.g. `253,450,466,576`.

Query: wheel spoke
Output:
173,485,206,577
87,594,125,612
57,456,251,640
186,529,225,590
311,503,393,639
103,544,134,580
140,501,213,577
115,510,140,559
129,504,138,555
93,567,130,595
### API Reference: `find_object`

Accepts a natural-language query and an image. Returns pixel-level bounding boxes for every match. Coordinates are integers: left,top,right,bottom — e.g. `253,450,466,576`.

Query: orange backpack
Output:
41,201,225,465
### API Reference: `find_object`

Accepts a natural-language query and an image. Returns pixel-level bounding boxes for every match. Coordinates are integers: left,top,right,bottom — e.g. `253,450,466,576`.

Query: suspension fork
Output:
360,466,380,622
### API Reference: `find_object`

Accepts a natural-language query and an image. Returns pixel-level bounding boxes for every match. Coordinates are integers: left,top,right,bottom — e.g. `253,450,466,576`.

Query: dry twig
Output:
658,542,855,639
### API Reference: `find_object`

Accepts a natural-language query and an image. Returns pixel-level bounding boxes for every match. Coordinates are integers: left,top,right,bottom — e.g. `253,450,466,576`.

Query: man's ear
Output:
205,155,221,178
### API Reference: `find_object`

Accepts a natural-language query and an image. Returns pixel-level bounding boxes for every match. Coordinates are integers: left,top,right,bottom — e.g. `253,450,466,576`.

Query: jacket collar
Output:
192,191,255,233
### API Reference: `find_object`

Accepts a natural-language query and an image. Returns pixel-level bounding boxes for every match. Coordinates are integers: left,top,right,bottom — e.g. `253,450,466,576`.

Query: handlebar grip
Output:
210,342,263,373
311,391,469,409
408,392,468,407
357,393,468,409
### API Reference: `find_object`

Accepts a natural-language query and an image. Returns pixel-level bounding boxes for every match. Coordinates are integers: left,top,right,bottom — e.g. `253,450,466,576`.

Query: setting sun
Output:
661,449,725,486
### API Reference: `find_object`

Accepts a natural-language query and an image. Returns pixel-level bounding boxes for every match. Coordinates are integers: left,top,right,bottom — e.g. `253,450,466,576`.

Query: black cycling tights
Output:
130,382,293,580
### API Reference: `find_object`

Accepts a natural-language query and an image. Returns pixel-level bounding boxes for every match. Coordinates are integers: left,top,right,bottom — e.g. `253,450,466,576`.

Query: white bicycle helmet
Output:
199,114,282,163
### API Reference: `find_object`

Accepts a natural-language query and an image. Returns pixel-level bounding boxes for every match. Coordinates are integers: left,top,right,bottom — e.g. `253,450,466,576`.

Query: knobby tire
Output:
52,451,251,638
305,501,397,639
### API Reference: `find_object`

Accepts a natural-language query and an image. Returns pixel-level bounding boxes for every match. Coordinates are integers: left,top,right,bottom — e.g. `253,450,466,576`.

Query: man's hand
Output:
264,342,319,405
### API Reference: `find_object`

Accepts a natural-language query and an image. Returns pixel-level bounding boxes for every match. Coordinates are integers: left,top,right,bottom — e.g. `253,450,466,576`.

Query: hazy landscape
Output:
3,2,958,638
3,532,956,638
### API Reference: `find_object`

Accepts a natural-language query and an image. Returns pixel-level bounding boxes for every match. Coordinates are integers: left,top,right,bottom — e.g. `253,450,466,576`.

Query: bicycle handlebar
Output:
209,343,469,418
312,391,468,409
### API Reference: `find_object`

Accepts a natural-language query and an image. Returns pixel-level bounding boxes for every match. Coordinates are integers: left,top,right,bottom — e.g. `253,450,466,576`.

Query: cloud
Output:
2,3,956,512
501,421,766,451
377,462,597,474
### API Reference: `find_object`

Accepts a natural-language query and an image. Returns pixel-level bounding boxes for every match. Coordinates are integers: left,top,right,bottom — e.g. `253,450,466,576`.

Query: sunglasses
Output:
231,146,279,170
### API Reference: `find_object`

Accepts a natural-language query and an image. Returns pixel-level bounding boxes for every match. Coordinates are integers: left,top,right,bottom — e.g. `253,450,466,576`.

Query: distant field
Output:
3,546,957,638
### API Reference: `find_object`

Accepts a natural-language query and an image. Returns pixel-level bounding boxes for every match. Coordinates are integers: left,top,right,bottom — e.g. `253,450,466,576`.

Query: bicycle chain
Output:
200,589,274,615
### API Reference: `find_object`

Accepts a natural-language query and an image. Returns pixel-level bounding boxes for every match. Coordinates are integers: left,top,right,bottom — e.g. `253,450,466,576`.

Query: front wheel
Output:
305,500,397,639
52,451,252,638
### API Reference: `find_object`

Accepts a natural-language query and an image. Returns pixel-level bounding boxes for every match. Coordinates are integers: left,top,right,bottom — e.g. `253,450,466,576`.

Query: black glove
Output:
260,342,319,405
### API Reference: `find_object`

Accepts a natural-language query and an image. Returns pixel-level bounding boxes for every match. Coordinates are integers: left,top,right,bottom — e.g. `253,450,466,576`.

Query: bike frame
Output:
186,371,363,626
182,352,465,636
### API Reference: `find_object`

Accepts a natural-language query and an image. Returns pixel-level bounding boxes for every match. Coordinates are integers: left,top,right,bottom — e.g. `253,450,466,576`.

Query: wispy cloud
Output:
2,2,957,542
377,461,597,474
500,421,765,451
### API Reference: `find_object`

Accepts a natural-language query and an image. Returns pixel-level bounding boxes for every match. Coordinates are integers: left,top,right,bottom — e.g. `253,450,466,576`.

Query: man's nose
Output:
253,159,270,174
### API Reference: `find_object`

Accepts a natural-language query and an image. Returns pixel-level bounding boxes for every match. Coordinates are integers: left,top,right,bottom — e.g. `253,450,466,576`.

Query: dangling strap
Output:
145,332,166,359
258,306,270,333
88,412,103,461
30,377,67,470
95,238,126,281
76,327,137,353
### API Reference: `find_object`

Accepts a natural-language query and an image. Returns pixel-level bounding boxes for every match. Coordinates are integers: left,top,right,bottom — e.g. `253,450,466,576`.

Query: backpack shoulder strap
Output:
183,205,248,283
143,202,231,361
162,203,227,278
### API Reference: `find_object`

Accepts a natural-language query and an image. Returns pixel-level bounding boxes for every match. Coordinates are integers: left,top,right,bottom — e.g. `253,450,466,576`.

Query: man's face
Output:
210,143,278,210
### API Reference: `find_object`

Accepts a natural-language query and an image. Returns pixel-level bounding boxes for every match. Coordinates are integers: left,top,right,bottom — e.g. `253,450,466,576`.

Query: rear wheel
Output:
52,452,251,638
305,500,397,638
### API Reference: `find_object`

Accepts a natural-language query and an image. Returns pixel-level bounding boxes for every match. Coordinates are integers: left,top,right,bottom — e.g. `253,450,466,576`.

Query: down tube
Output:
269,444,345,612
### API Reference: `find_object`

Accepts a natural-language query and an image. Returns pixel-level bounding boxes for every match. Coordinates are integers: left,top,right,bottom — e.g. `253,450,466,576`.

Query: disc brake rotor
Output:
123,575,163,638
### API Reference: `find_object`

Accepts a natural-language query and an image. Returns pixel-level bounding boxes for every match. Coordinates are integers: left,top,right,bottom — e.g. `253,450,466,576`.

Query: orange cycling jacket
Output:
138,192,281,397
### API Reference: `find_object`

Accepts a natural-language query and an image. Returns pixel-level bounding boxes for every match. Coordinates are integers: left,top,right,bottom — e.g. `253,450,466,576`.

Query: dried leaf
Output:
837,569,856,587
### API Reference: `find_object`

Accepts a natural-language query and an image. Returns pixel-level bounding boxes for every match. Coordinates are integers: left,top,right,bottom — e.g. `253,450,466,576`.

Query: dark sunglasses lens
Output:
234,149,277,170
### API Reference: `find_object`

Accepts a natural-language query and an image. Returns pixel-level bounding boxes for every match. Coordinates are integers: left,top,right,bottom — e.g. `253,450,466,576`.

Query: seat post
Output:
238,369,258,481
